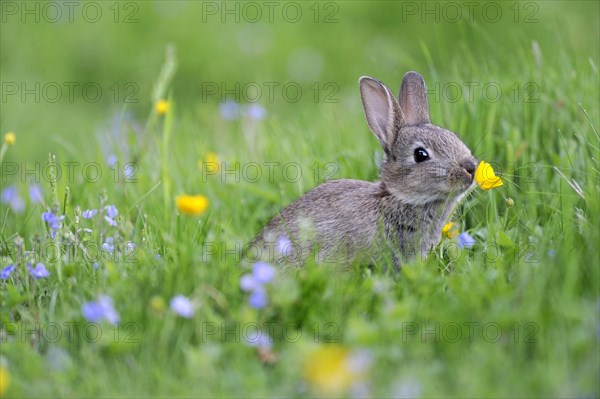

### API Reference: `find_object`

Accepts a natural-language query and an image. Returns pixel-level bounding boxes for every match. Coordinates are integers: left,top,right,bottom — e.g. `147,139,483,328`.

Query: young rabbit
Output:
249,71,477,267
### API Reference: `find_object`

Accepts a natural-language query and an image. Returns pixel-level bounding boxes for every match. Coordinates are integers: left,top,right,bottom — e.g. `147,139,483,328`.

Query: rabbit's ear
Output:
359,76,404,155
399,71,430,125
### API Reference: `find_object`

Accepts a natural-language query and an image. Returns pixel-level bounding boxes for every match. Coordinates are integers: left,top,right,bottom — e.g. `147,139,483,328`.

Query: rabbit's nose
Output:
461,159,477,179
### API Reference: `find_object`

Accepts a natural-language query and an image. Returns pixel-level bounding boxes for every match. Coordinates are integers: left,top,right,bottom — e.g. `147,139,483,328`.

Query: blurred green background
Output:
2,0,598,162
1,1,599,398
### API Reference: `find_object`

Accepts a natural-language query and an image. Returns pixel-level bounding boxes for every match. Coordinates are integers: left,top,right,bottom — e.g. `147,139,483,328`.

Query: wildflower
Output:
149,295,166,314
82,209,97,219
0,265,16,279
93,262,99,270
4,131,16,145
442,222,459,239
105,204,118,218
0,366,10,396
1,186,25,213
28,262,50,279
474,161,504,190
275,235,292,256
170,295,195,318
82,295,120,325
199,152,220,173
548,249,556,257
253,261,276,284
457,232,476,249
102,237,115,253
155,99,169,115
176,194,209,216
303,345,371,396
242,104,266,120
104,215,117,226
248,288,268,309
42,211,65,237
29,183,43,203
240,262,276,309
124,242,136,255
244,330,272,349
219,100,240,120
124,163,135,179
106,154,118,166
506,197,514,207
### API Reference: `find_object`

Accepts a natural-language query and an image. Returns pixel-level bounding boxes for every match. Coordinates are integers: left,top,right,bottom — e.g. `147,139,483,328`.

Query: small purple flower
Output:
102,237,115,253
125,242,135,255
219,100,240,120
244,331,272,349
82,295,120,325
240,274,258,292
106,154,118,167
82,302,104,322
253,262,275,284
458,232,476,249
42,212,65,237
548,249,556,257
124,164,135,179
104,215,117,227
248,288,268,309
29,183,43,203
170,295,195,318
82,209,98,219
105,205,118,219
93,262,99,270
242,104,266,120
275,236,292,256
1,186,25,213
0,264,16,279
28,262,50,279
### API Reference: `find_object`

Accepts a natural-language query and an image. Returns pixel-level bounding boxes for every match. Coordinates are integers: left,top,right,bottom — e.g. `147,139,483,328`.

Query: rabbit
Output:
248,71,478,268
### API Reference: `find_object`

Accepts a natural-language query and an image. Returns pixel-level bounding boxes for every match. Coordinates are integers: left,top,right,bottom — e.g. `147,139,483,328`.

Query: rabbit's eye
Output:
414,148,430,163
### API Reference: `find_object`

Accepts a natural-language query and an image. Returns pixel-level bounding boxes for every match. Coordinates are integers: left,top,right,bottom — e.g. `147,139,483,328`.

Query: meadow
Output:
0,1,599,397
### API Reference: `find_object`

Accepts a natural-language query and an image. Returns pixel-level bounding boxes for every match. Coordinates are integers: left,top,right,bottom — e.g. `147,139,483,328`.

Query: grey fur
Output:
249,71,477,268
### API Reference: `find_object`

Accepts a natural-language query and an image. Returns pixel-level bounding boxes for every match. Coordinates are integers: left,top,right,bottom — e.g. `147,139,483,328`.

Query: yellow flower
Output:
198,152,220,173
176,194,209,216
155,100,169,115
149,295,166,314
442,222,459,239
475,161,504,190
0,366,10,396
303,345,370,395
4,131,16,145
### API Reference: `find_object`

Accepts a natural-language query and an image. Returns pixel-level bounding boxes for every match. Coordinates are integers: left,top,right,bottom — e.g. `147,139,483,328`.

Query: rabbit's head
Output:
359,72,477,205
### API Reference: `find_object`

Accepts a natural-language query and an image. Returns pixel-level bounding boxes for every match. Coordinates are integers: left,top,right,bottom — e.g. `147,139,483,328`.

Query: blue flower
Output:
458,232,476,249
104,215,117,227
106,154,118,166
244,330,272,349
82,295,120,325
102,237,115,253
28,262,50,279
0,264,16,279
275,236,292,256
248,288,268,309
170,295,195,318
219,100,240,120
253,262,275,284
240,274,258,292
29,183,43,203
105,205,118,219
1,185,25,213
242,104,266,120
42,211,65,237
82,209,98,219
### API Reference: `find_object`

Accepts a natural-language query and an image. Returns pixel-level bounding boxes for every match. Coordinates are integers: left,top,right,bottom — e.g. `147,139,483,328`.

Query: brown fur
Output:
250,72,477,268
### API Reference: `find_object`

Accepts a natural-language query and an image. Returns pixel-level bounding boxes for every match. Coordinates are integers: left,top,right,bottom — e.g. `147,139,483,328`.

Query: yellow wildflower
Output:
4,131,16,145
198,152,220,173
475,161,503,190
176,194,209,216
442,222,459,239
149,296,166,314
0,366,10,396
155,100,169,115
303,345,370,395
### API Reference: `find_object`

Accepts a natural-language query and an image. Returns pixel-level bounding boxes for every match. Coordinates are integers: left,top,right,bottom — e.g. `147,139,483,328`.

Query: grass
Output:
1,1,599,397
